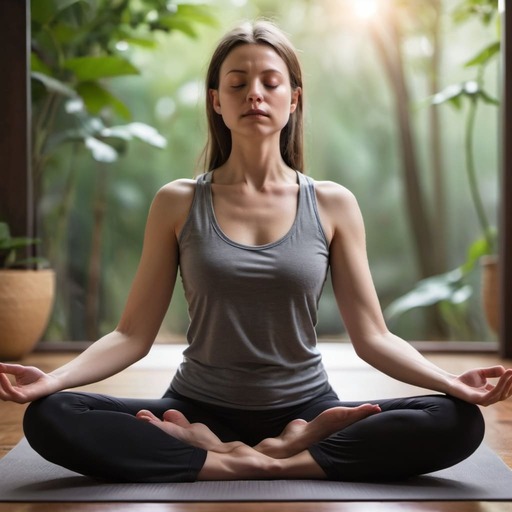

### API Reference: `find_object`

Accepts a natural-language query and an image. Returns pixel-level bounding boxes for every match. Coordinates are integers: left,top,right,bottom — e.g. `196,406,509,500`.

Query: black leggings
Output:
23,388,484,483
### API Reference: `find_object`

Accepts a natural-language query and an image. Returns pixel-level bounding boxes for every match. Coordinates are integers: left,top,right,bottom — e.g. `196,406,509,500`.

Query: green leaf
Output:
63,56,140,81
176,4,218,28
478,89,500,106
31,0,89,25
31,53,53,75
384,269,469,321
76,82,132,120
118,36,158,49
0,222,10,241
6,257,49,270
155,4,217,37
0,237,41,251
85,137,118,162
31,71,77,97
461,235,494,274
431,83,465,107
464,41,501,67
158,15,198,37
101,123,167,148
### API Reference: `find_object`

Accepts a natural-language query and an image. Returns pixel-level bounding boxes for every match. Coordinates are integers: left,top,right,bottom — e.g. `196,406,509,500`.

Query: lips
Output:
242,109,269,117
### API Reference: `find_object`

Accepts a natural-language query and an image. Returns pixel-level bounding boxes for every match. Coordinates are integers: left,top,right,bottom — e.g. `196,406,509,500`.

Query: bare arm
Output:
0,179,195,403
315,181,512,405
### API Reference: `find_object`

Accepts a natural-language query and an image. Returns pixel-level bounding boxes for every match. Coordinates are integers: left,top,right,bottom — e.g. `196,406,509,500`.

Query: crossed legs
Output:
23,391,484,482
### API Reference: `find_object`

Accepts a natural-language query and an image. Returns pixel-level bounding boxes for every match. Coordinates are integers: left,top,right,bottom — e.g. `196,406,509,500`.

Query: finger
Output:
0,363,26,376
0,373,16,394
481,372,512,406
0,373,26,403
0,363,27,372
499,372,512,401
480,366,507,379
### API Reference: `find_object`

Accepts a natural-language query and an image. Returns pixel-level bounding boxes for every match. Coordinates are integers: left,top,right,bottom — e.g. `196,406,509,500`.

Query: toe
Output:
162,409,192,427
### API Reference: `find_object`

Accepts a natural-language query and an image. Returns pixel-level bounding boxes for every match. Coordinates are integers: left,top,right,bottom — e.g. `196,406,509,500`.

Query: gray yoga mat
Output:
1,438,512,502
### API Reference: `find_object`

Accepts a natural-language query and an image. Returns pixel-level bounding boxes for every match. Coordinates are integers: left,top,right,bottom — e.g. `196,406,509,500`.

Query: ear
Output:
209,89,222,114
290,87,301,114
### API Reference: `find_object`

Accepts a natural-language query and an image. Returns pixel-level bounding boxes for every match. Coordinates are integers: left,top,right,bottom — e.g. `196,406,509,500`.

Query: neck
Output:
216,136,294,187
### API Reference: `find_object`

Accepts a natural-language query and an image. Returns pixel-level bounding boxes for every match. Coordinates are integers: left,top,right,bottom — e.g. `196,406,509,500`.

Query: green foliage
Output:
31,0,216,168
385,235,493,329
31,0,217,340
382,0,500,336
452,0,499,25
0,223,47,270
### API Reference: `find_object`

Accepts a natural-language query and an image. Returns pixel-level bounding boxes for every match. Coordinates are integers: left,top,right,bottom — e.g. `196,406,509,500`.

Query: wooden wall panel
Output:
0,0,32,242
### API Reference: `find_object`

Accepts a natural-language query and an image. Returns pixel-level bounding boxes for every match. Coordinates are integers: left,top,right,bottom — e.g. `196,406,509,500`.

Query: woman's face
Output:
210,44,300,140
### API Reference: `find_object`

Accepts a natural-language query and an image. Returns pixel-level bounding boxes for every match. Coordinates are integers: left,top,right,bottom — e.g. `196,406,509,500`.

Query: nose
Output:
247,81,263,104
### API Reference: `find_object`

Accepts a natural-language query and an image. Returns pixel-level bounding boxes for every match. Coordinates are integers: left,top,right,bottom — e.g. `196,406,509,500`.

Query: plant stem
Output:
465,96,495,253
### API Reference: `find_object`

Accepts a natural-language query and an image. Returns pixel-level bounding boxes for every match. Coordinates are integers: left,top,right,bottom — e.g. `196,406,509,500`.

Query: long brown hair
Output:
201,20,304,172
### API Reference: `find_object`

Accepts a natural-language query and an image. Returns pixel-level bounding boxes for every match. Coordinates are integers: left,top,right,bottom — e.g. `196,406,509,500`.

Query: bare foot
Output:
136,409,242,453
254,403,381,458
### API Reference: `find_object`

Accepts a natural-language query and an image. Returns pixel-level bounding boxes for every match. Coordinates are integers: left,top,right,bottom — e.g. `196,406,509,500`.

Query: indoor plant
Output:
0,222,54,360
385,0,501,336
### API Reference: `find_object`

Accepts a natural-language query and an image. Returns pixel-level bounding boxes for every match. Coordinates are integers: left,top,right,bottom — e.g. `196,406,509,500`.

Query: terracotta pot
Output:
481,255,499,334
0,269,55,360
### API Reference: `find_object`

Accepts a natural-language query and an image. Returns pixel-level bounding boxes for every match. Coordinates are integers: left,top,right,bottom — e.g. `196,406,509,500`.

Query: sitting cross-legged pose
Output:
1,20,511,483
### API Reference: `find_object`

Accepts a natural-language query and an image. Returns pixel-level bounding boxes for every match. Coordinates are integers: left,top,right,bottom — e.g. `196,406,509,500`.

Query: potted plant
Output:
430,0,500,333
0,222,54,360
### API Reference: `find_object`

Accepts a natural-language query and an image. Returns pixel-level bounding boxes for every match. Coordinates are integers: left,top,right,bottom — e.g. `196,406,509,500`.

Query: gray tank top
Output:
170,171,331,409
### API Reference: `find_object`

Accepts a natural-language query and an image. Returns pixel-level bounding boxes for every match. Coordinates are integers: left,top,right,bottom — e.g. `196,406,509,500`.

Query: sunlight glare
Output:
353,0,379,20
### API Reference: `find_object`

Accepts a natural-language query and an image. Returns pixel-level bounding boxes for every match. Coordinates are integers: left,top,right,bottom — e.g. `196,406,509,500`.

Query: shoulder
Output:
311,179,364,242
153,178,196,208
312,179,360,217
156,178,197,200
149,178,198,230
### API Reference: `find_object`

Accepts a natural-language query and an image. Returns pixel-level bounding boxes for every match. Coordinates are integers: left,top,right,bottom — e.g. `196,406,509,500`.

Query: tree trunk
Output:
427,0,447,272
85,165,108,341
370,13,437,279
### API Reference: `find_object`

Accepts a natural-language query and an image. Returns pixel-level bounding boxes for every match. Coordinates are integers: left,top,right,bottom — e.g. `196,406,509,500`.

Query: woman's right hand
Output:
0,363,60,404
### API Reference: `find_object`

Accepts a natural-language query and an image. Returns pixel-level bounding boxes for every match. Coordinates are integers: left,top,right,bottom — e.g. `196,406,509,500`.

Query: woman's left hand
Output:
449,366,512,406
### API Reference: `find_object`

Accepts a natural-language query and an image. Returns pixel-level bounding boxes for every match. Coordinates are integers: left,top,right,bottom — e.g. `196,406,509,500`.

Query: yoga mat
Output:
0,439,512,502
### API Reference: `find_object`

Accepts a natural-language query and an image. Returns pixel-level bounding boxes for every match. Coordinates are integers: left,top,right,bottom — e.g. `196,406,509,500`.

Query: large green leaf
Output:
31,53,53,75
31,71,77,97
176,4,218,28
431,80,498,108
384,269,472,321
464,41,501,68
157,3,217,37
85,137,118,162
77,82,132,120
101,123,167,148
431,83,465,108
32,0,91,25
63,56,140,81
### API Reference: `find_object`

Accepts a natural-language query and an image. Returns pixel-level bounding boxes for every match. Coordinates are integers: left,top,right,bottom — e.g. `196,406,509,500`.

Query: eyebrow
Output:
225,68,284,76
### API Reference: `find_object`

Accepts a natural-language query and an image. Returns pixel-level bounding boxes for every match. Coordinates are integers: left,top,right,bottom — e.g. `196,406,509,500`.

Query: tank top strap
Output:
178,172,212,245
296,172,328,243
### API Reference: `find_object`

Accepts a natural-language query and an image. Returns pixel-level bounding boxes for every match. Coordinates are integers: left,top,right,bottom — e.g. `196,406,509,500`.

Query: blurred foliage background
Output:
33,0,500,343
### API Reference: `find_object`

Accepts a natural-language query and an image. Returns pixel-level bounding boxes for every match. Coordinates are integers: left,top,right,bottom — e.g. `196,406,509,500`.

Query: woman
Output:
1,20,511,483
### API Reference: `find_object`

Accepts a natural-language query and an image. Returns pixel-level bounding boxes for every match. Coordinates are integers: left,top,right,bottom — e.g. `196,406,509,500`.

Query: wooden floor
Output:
1,343,512,512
